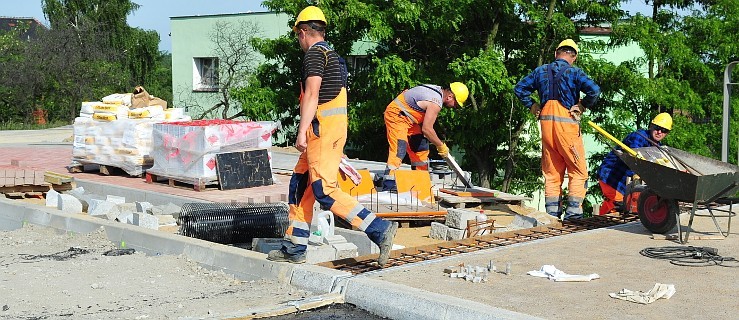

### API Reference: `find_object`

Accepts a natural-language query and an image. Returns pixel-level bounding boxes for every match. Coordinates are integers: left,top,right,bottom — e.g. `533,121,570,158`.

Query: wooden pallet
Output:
67,159,151,177
145,170,219,192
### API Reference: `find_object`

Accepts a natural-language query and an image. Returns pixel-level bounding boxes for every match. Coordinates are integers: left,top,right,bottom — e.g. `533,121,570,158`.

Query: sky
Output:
4,0,267,52
5,0,654,53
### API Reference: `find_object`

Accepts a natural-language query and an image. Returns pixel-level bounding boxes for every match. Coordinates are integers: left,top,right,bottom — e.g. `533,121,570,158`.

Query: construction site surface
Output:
1,126,737,320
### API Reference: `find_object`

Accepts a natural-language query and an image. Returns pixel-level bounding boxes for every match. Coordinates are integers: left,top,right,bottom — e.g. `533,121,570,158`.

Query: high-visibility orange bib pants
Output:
540,100,587,218
283,88,391,255
382,92,430,190
598,180,623,215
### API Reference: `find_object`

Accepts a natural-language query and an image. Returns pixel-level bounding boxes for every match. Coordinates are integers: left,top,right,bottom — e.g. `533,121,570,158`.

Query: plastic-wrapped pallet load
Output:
149,120,277,180
71,99,190,176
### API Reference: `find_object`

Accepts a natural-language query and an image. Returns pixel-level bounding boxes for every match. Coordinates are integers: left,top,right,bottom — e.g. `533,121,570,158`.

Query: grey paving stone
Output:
445,208,480,229
56,194,83,214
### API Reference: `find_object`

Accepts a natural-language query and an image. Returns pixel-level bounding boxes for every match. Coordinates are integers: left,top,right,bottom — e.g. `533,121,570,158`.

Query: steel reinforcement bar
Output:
319,215,638,274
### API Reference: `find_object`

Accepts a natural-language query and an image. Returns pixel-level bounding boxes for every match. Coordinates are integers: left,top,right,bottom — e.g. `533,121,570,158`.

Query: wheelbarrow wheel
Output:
637,189,679,234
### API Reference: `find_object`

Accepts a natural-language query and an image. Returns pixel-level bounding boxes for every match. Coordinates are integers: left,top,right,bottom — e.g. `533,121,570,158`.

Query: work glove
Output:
529,103,541,118
437,143,450,158
570,103,584,122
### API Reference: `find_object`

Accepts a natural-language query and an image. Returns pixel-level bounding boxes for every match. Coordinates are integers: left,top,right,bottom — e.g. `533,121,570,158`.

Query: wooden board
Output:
215,149,273,190
440,188,496,197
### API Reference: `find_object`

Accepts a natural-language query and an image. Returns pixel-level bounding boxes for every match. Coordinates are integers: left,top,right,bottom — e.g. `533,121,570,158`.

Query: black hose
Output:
640,246,738,267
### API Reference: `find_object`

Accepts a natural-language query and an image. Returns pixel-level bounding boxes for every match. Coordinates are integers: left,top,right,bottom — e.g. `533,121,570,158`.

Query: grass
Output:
0,120,71,130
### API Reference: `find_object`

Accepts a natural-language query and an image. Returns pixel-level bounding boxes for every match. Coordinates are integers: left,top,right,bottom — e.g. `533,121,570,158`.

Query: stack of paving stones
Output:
45,187,181,230
251,234,359,264
0,165,46,188
429,208,482,241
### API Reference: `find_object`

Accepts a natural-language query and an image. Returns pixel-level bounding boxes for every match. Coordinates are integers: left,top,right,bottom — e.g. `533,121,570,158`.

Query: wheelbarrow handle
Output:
587,121,644,159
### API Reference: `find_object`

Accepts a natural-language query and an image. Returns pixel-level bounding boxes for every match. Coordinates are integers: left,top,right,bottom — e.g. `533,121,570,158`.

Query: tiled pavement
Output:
0,145,290,203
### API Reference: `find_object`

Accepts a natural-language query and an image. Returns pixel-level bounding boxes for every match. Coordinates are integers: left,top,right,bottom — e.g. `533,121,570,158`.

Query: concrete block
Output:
155,214,176,226
323,235,347,246
150,203,181,219
116,203,136,214
65,189,101,213
306,244,337,264
507,213,538,230
24,169,34,185
332,242,358,260
135,201,153,213
429,222,449,240
446,227,466,240
34,171,44,185
56,194,83,214
46,189,60,207
116,212,133,224
251,238,284,254
334,227,378,255
291,264,352,294
445,208,480,229
88,199,119,220
106,195,126,204
132,212,159,230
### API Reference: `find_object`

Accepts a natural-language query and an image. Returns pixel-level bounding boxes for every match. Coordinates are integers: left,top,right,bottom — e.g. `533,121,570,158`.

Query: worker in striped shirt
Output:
268,6,398,266
514,39,601,220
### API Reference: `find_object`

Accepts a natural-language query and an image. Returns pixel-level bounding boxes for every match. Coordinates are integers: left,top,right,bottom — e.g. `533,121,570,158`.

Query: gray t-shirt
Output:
402,85,443,112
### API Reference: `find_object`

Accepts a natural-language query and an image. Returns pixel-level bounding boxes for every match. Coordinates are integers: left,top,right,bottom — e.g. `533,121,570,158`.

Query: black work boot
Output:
267,250,306,264
377,222,398,267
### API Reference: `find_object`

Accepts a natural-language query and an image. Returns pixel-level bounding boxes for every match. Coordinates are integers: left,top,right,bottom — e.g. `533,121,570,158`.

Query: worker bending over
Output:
597,113,672,215
268,6,397,266
514,39,601,220
382,82,469,191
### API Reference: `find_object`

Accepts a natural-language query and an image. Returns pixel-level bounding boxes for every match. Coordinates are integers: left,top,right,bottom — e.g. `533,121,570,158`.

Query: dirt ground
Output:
0,224,311,320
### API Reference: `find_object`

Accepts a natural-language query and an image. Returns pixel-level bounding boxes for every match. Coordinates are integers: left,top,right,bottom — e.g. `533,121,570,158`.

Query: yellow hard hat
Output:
450,82,469,107
556,39,579,54
293,6,327,30
651,113,673,130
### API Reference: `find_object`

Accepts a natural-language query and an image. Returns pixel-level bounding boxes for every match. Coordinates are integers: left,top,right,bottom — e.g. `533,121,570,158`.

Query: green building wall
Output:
170,12,290,115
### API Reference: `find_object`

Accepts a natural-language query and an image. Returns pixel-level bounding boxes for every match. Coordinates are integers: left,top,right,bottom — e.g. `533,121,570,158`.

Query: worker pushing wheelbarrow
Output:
590,120,739,243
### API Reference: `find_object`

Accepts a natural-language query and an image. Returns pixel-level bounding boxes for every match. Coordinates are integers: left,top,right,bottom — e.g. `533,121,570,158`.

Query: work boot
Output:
267,249,306,264
377,222,398,267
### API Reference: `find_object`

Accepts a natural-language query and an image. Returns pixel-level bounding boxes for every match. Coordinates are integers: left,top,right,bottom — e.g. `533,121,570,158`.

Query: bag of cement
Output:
102,93,132,106
80,102,97,115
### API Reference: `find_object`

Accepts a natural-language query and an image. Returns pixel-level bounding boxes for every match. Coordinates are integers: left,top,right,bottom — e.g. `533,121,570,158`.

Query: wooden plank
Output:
45,171,74,185
145,170,219,192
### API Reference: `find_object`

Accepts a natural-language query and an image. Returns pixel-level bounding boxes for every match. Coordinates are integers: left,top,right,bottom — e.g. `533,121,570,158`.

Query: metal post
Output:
722,61,739,163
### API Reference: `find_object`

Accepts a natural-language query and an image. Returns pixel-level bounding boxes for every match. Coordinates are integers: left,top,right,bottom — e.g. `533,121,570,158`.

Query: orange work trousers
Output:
540,100,587,218
283,88,390,255
598,180,623,215
382,94,430,190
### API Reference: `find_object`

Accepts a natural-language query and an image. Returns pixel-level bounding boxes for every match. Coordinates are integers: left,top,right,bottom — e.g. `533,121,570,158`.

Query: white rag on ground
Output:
609,283,676,304
527,265,600,282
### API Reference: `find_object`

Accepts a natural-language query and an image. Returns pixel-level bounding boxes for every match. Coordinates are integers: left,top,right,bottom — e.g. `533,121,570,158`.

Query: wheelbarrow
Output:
617,146,739,243
588,121,739,243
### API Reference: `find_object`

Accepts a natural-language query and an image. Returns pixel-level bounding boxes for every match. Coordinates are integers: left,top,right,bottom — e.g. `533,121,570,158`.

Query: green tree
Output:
602,0,739,162
256,0,623,195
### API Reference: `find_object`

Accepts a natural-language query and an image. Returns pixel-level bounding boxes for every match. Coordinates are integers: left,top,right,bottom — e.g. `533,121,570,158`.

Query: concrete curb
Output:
290,264,353,294
74,180,209,207
344,276,544,320
0,198,294,282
